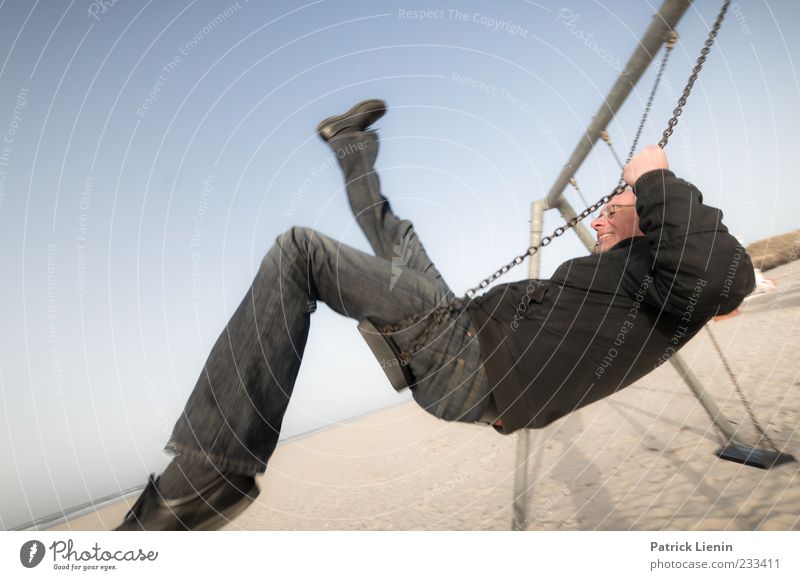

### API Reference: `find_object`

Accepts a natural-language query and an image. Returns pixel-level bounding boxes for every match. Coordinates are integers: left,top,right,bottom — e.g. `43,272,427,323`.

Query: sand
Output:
50,260,800,531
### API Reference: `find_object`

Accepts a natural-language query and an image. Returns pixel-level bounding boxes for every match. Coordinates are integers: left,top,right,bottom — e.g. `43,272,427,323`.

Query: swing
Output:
588,42,796,470
358,0,795,469
705,325,796,468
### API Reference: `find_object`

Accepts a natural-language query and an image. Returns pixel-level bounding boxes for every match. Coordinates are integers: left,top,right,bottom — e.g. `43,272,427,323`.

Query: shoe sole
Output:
317,99,386,142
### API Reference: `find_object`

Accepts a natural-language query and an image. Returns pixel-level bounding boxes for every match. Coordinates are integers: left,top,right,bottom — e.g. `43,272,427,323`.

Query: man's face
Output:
590,188,645,253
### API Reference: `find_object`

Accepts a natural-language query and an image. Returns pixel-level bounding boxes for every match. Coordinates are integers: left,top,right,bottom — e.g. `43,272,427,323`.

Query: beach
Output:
50,260,800,531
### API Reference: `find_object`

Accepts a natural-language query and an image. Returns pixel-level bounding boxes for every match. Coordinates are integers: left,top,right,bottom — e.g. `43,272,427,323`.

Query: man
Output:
116,100,755,531
468,146,755,433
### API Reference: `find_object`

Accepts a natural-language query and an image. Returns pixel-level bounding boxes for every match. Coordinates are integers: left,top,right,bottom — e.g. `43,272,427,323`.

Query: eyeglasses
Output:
599,204,637,220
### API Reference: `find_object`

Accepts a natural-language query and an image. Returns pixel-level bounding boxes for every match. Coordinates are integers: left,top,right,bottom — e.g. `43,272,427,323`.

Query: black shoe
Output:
316,99,387,142
114,473,259,531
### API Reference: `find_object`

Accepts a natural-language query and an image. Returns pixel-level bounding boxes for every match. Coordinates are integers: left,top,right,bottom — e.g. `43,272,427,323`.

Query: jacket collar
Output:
607,236,641,251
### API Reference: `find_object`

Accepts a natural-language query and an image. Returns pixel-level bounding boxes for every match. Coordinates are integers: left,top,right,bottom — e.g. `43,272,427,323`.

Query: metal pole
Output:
668,351,742,442
545,0,692,207
555,197,598,250
512,198,547,531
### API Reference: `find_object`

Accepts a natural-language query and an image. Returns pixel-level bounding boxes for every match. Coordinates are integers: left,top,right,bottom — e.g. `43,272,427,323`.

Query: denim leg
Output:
329,130,449,289
167,131,492,476
167,227,486,475
329,130,491,419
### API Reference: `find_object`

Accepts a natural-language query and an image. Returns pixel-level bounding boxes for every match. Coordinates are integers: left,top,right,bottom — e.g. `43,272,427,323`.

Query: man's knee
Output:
274,226,318,256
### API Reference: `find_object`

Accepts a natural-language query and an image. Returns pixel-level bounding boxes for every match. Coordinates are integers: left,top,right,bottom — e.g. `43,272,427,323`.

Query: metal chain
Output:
659,0,731,149
570,30,675,216
621,30,677,170
705,324,782,453
465,191,618,299
382,187,624,359
385,1,731,362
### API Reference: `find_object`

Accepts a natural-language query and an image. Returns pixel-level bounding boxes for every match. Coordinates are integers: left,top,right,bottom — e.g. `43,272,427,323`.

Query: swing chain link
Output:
381,187,623,360
659,0,731,149
384,0,733,362
705,324,783,453
625,29,676,169
465,188,618,300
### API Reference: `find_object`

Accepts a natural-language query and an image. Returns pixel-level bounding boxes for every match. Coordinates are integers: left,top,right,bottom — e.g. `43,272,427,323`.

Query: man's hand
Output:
623,145,668,187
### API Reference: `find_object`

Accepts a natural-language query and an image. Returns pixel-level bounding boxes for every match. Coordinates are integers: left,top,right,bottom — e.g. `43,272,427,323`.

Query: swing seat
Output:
357,319,415,392
716,443,796,470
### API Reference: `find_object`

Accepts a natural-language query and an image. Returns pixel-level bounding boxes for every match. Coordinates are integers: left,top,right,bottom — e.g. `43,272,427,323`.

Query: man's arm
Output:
624,146,756,319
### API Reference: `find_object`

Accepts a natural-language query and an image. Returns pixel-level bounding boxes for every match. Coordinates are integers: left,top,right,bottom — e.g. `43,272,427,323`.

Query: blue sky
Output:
1,0,798,529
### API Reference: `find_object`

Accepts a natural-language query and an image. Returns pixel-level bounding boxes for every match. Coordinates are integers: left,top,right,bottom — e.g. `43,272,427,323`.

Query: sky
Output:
0,0,798,530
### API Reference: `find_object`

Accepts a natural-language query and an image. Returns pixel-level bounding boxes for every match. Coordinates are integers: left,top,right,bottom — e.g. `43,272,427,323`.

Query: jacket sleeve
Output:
632,169,756,319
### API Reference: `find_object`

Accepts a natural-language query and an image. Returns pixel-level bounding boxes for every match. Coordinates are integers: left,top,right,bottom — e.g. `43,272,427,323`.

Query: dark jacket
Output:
466,169,756,434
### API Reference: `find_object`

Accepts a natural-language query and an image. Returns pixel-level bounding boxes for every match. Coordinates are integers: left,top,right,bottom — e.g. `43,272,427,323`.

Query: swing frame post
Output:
512,198,548,531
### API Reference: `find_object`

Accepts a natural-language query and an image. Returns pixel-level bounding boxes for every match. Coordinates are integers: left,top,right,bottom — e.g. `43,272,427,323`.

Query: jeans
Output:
167,131,492,476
